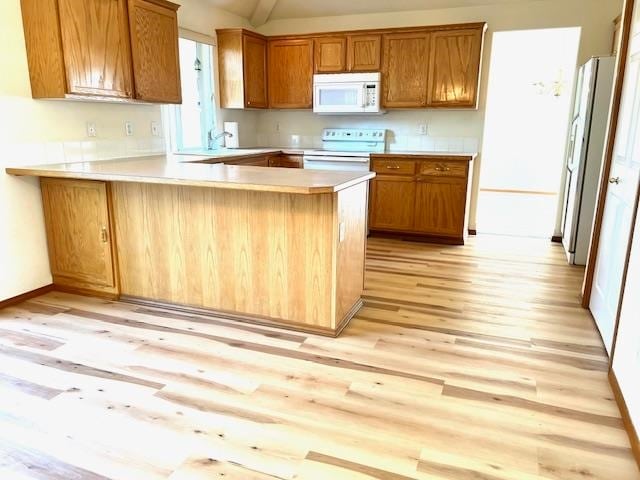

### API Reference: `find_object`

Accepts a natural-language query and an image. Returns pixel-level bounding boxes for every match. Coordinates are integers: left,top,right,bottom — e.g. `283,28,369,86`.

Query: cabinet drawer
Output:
419,161,467,178
372,159,416,175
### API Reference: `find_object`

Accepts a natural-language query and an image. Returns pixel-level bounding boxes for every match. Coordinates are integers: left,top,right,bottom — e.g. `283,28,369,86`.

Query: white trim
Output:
179,27,216,46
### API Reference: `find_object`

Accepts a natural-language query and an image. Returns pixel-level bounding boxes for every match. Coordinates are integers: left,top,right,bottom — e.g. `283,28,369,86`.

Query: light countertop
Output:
374,151,477,159
5,147,477,193
6,155,374,194
172,148,303,160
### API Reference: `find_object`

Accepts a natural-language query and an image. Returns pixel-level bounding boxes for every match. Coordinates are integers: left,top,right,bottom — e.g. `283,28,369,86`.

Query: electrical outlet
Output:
86,122,97,137
276,122,280,132
125,121,134,136
151,121,160,137
418,123,428,135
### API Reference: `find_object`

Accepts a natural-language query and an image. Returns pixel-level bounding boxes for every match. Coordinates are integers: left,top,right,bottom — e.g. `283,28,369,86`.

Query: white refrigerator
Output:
561,56,615,265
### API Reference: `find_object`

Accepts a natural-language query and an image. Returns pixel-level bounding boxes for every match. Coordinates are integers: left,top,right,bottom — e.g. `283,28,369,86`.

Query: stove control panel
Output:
322,128,387,142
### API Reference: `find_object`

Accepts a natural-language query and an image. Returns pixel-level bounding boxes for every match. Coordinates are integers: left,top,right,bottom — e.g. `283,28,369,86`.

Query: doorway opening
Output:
477,27,581,238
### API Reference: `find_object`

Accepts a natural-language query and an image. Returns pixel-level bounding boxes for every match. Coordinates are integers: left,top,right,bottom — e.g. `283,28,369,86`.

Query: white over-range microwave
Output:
313,72,385,114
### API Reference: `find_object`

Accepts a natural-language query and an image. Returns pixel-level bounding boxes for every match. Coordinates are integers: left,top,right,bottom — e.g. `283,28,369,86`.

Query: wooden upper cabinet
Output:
347,34,381,72
314,36,347,73
40,179,116,290
58,0,133,98
268,38,314,109
243,34,268,108
314,34,381,73
382,31,431,108
128,0,181,104
217,29,267,108
427,27,484,108
20,0,181,103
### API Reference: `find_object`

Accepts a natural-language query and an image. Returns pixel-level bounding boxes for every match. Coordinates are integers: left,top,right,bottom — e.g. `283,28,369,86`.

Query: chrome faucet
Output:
208,129,234,150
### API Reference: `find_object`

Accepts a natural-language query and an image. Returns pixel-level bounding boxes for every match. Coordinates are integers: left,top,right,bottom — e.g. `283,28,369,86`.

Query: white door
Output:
590,2,640,355
612,201,640,435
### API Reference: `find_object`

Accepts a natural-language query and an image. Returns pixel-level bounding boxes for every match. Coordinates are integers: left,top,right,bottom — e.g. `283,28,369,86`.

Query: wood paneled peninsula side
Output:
7,156,375,336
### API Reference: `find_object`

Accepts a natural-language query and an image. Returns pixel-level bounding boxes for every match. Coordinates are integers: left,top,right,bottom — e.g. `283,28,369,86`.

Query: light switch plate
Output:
151,121,160,137
86,122,97,137
418,123,428,135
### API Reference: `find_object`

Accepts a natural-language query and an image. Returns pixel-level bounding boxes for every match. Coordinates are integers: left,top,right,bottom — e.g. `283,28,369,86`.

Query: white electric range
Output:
303,128,387,172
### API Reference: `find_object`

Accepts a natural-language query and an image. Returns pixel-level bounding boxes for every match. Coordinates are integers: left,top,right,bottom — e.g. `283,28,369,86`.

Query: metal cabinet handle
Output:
100,226,108,243
386,165,401,169
434,164,451,172
609,177,621,184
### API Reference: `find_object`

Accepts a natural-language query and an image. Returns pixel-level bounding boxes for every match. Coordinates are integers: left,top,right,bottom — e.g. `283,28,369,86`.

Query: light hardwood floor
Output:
0,235,638,479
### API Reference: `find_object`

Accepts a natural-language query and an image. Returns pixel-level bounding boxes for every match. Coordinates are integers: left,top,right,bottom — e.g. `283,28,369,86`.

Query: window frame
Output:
163,29,218,154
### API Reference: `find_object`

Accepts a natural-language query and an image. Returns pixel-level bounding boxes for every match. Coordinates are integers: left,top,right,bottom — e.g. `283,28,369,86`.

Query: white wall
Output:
252,0,622,230
0,0,251,301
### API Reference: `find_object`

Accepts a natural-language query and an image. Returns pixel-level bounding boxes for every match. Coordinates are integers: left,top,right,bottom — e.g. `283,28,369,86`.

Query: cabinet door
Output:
41,179,115,288
243,34,268,108
268,39,314,108
414,178,466,237
58,0,133,98
128,0,181,103
427,27,483,108
315,37,347,73
347,34,381,72
269,154,303,168
369,176,416,231
226,156,269,166
243,157,269,166
382,31,430,108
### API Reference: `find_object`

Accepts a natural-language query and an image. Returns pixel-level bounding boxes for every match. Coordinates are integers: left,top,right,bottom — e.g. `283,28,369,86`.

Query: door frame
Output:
582,0,640,468
582,0,635,307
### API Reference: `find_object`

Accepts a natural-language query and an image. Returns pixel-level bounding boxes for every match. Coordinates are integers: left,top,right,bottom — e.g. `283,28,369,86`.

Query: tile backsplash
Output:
256,132,479,153
250,109,483,153
2,137,165,166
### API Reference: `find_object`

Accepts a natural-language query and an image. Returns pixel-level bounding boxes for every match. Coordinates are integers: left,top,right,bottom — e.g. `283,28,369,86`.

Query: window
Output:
166,36,216,153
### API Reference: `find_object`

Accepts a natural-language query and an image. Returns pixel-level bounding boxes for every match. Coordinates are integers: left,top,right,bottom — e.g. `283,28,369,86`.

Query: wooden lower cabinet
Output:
269,154,303,168
369,176,416,231
40,178,118,296
369,156,472,243
195,153,302,168
414,177,467,236
223,155,269,166
241,157,269,166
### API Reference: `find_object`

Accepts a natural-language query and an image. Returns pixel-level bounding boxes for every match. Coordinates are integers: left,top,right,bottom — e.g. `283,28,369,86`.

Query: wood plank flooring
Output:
0,235,638,479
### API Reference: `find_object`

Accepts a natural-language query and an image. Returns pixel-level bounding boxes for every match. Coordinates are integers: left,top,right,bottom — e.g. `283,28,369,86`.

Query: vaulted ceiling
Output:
205,0,539,26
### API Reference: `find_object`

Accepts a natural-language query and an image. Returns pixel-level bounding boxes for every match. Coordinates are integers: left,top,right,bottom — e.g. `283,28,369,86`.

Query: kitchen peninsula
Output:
7,155,374,336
